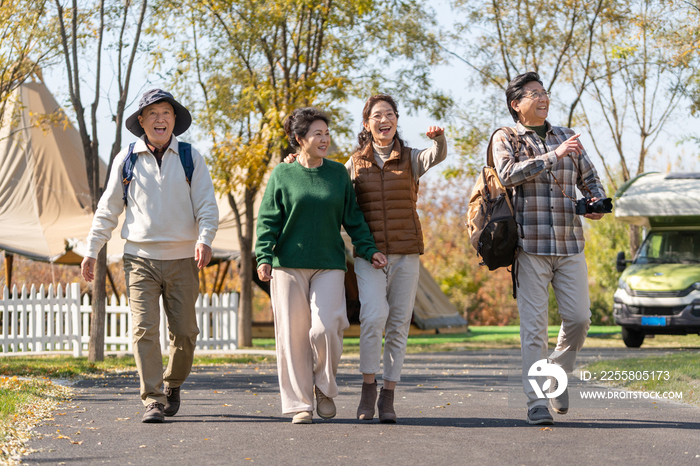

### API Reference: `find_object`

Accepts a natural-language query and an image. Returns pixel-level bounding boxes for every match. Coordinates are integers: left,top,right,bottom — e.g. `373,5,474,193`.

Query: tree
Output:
55,0,148,361
577,0,700,252
0,0,55,131
448,0,613,127
151,0,450,346
446,0,700,256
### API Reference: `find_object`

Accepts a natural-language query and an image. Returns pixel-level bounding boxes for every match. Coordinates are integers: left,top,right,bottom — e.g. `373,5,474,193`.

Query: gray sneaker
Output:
527,406,554,425
549,379,569,415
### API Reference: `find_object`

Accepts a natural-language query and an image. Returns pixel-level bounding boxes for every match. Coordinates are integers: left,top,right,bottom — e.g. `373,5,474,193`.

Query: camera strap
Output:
549,170,578,205
549,142,595,204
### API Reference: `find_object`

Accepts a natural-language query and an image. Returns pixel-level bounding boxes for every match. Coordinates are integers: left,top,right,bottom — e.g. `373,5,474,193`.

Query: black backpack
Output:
466,127,523,295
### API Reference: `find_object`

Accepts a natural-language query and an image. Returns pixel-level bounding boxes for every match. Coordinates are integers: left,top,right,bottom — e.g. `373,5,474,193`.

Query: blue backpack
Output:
121,142,193,205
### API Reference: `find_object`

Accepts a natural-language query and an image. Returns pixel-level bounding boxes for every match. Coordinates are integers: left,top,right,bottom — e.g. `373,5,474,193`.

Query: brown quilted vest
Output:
351,139,424,255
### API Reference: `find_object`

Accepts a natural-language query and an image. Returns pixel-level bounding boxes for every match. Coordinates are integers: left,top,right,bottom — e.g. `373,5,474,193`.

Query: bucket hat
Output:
125,89,192,137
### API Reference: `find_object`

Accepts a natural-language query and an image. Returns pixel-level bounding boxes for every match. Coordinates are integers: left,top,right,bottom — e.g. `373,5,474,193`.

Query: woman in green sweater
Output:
255,107,387,424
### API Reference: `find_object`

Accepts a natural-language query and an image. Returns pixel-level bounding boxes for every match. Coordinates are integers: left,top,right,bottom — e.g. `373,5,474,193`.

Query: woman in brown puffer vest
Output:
348,94,446,422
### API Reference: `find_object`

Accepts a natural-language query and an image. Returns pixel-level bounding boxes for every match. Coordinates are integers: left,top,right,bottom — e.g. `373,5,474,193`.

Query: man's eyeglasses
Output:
521,91,551,100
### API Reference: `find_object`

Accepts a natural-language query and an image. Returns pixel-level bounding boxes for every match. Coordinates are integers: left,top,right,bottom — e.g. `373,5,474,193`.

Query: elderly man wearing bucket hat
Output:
81,89,219,423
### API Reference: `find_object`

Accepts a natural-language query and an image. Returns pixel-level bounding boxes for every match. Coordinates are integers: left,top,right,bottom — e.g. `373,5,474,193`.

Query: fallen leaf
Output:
540,427,553,431
223,404,232,407
70,440,83,445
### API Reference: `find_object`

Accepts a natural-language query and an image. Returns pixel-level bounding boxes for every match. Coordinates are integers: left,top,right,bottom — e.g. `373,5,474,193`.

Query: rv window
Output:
636,230,700,264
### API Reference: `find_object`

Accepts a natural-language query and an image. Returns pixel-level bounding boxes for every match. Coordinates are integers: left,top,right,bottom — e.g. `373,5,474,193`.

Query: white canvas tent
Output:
0,81,107,264
614,172,700,227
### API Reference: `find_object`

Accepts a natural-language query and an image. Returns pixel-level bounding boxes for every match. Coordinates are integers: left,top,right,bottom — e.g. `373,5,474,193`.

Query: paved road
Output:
23,348,700,465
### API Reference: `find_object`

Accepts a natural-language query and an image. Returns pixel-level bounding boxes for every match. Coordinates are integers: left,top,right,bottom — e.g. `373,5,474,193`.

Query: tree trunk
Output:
236,187,257,348
629,225,641,258
238,241,254,348
88,245,107,362
4,253,12,288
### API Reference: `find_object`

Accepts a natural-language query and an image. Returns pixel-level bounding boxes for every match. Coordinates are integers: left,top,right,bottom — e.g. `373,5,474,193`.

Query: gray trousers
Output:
356,254,420,382
516,250,591,409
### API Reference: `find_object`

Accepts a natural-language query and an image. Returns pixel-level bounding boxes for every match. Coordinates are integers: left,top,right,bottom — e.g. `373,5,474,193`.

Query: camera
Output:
575,197,613,215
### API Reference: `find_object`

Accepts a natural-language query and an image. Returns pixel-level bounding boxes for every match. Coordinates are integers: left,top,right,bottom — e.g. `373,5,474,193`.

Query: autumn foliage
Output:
418,176,519,326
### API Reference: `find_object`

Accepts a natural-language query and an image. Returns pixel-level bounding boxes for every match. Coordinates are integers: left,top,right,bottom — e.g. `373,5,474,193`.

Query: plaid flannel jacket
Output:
491,122,606,256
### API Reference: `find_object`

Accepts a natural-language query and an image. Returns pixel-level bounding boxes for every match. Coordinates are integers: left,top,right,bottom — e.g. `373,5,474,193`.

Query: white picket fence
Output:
0,283,239,356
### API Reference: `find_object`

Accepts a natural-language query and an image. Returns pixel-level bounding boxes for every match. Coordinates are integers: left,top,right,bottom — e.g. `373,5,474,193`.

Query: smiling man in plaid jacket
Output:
491,72,608,425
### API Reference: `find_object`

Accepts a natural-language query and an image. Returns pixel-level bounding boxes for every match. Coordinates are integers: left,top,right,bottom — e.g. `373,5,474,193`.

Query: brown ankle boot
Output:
356,381,377,420
377,387,397,423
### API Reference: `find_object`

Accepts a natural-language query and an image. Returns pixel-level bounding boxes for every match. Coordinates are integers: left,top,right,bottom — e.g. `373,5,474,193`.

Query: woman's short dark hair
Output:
505,72,544,123
283,107,330,150
356,94,405,151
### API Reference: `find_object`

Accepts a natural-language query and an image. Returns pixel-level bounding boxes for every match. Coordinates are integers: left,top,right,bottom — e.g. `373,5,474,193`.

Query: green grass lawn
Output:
583,352,700,406
0,354,272,380
340,325,627,353
0,376,73,462
0,377,58,425
93,325,700,354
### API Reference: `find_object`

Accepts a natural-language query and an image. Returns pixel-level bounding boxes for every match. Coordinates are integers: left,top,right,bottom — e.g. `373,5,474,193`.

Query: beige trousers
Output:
355,254,420,382
516,250,591,409
270,267,349,415
124,255,200,406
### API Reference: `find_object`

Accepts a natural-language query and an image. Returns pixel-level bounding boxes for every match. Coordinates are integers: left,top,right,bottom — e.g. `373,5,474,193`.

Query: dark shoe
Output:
549,379,569,415
357,381,378,421
164,385,181,416
527,406,554,425
377,388,397,423
142,402,165,423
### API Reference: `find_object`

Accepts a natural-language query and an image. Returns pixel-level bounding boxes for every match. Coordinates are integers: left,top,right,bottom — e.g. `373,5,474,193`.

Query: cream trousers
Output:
271,267,349,414
516,250,591,409
355,254,420,382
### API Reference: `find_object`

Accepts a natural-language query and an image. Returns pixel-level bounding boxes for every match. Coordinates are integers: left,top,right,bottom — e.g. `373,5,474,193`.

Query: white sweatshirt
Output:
86,135,219,260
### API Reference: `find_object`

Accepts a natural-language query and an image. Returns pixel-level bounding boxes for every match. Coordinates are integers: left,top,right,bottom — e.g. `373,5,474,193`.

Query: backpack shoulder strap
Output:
178,142,193,185
121,142,137,206
486,126,521,167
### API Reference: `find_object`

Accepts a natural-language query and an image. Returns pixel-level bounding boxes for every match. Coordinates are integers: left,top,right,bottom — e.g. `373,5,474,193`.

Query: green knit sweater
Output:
255,159,379,271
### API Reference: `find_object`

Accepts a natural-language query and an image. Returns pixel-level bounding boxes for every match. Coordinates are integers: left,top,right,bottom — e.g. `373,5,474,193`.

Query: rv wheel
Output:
621,327,645,348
